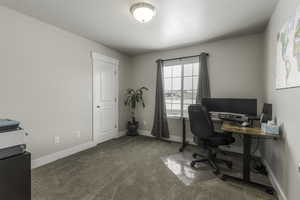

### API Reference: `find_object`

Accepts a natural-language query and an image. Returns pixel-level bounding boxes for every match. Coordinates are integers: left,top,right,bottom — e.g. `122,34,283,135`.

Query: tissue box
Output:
261,123,279,135
261,123,267,132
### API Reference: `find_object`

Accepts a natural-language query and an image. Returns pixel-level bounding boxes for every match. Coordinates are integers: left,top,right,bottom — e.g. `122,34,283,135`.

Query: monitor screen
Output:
202,98,257,116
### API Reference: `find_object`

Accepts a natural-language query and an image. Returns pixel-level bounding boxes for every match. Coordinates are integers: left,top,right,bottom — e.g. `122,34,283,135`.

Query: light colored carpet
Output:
32,136,276,200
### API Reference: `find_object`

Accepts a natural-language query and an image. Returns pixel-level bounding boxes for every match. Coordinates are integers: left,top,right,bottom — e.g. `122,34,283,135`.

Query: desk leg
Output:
243,135,251,181
221,135,275,194
179,118,188,152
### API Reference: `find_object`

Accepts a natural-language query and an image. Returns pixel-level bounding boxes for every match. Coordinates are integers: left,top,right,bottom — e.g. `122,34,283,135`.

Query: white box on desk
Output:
261,123,280,135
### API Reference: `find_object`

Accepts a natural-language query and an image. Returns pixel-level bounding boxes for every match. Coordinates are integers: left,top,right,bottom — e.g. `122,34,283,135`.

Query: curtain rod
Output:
158,53,209,62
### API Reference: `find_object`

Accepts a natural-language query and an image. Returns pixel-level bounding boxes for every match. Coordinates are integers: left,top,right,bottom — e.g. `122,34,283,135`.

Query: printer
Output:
0,119,27,159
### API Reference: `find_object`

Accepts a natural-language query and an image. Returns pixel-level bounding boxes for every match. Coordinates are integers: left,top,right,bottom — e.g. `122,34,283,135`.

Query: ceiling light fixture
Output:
130,2,156,23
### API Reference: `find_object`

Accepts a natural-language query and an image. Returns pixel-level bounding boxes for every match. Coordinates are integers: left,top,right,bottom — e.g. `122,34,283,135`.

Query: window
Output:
163,58,199,117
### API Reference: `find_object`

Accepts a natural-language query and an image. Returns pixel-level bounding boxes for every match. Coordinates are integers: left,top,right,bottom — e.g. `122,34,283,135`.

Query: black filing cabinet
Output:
0,152,31,200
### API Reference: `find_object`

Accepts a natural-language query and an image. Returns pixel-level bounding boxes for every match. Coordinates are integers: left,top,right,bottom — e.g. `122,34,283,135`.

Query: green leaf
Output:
124,87,148,114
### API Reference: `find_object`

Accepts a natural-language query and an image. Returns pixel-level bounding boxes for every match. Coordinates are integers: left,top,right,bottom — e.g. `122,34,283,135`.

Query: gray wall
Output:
263,0,300,199
131,34,265,146
0,5,132,160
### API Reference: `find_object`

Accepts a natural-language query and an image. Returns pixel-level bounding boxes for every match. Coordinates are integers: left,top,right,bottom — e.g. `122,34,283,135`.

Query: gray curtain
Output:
196,53,210,104
151,59,170,139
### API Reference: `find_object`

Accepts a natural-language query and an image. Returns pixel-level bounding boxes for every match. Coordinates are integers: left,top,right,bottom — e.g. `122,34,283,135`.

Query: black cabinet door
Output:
0,152,31,200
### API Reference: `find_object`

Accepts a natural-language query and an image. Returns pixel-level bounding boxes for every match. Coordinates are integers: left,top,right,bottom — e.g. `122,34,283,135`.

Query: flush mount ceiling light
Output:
130,2,156,23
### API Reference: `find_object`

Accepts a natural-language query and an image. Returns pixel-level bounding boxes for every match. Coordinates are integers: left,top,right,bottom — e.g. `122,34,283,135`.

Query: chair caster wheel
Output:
213,170,220,175
191,161,197,168
266,188,274,195
220,176,227,181
227,162,233,169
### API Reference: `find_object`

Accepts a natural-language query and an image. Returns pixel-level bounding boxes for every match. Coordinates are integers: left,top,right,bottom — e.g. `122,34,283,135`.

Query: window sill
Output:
167,115,189,120
167,115,181,120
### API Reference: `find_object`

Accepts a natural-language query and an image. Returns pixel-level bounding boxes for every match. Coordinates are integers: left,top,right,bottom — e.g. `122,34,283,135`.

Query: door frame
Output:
91,52,119,144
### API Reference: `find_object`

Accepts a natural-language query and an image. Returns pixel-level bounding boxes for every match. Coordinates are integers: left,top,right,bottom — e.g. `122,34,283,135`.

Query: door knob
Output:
96,105,100,108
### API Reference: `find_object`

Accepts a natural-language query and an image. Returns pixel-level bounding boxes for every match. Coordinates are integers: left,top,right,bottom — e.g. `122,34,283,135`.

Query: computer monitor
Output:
202,98,257,116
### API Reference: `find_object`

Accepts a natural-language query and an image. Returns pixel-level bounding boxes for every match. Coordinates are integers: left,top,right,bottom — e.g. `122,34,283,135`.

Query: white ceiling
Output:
0,0,278,55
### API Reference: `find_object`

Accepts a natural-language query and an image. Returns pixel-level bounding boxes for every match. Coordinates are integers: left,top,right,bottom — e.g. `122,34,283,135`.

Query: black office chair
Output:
188,105,235,174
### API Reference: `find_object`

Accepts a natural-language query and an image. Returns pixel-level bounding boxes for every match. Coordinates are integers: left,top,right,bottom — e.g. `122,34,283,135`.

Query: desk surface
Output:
221,121,279,138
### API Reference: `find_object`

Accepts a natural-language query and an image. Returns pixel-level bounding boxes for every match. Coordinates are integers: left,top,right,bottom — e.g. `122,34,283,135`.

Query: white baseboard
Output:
262,159,287,200
31,141,96,169
118,130,126,137
31,131,125,169
95,131,120,144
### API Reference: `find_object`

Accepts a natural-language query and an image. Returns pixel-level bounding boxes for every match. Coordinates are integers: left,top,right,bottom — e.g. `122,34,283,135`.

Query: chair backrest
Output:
188,105,214,139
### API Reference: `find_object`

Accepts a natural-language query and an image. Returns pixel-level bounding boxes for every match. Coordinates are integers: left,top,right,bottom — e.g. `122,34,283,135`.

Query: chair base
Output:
190,153,233,175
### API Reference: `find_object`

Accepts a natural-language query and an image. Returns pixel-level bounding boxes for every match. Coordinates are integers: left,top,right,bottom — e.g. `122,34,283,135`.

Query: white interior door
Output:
92,52,118,144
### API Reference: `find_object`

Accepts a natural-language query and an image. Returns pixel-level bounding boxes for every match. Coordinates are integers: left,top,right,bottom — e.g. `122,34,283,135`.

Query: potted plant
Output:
124,87,148,136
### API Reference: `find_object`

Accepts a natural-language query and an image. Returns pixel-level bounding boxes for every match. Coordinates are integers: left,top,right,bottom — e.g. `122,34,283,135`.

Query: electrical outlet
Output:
54,136,60,144
75,131,81,138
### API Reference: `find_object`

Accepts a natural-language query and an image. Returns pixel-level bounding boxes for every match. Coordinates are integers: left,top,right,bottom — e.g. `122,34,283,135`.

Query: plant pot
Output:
127,121,139,136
